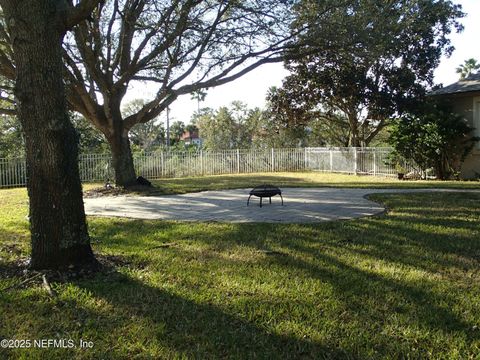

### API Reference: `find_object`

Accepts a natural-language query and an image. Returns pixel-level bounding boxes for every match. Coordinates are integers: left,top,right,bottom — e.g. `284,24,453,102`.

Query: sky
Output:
129,0,480,126
433,0,479,84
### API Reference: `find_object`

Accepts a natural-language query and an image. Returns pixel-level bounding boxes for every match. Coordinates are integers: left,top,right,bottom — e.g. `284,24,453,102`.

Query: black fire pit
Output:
247,184,283,207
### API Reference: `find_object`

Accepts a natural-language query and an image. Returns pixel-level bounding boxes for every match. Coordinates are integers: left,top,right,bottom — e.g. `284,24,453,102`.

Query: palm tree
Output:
190,89,208,112
456,58,480,80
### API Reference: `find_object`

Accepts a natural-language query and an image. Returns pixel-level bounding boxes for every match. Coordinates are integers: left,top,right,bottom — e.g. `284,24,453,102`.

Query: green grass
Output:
1,173,480,359
149,172,480,194
81,172,479,196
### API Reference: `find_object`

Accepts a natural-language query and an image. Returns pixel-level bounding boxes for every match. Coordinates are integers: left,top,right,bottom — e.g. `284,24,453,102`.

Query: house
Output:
180,130,202,147
430,73,480,178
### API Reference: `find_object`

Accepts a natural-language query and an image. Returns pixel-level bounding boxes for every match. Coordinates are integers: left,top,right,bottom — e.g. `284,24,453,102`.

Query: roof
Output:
430,73,480,96
180,130,200,140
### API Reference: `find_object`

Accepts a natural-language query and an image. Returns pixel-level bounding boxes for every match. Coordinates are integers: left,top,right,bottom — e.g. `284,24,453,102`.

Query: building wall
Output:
448,93,480,179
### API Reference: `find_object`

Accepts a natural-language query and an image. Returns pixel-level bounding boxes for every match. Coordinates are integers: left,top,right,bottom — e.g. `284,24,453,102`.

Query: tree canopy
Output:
0,112,23,158
1,0,297,186
0,0,298,185
195,102,264,150
268,0,464,147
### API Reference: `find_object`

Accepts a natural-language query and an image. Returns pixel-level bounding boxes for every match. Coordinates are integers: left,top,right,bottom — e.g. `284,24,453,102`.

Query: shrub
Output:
389,100,479,180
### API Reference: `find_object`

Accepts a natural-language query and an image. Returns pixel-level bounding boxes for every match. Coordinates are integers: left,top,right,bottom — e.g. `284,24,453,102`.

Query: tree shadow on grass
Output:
272,243,476,333
72,271,344,359
89,208,478,279
165,234,479,357
1,248,476,359
0,262,347,359
81,192,480,357
89,217,480,357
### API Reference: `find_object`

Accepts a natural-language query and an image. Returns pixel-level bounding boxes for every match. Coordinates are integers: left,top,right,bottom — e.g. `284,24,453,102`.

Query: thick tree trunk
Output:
2,0,96,269
348,131,362,147
106,126,137,187
347,113,361,147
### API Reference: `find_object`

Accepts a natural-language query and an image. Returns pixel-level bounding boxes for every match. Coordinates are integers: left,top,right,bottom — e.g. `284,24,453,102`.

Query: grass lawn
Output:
81,172,480,196
149,172,480,194
1,173,480,359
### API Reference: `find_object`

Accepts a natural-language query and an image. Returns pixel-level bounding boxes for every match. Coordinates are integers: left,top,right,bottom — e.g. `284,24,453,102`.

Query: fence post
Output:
304,148,308,170
329,149,333,172
271,148,275,172
236,149,240,173
200,150,204,175
373,151,377,176
354,147,358,175
160,151,164,177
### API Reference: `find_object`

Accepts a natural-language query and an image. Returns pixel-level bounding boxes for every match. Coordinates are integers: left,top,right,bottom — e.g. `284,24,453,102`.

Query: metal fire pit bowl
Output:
247,184,283,208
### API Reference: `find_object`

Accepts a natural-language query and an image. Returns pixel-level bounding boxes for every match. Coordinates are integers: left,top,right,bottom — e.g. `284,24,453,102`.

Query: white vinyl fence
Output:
0,147,413,188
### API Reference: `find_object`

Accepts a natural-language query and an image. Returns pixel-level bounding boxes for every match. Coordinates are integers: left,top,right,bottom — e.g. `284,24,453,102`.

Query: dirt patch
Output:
0,243,24,256
0,253,147,291
98,254,148,270
83,185,164,198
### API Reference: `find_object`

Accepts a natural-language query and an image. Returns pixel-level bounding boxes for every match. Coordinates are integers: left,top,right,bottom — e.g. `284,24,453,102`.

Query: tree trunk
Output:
347,113,361,147
348,131,362,147
2,0,96,269
107,125,137,187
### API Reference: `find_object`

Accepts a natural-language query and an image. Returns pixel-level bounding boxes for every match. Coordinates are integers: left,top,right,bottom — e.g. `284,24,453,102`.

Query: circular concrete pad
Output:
83,187,479,223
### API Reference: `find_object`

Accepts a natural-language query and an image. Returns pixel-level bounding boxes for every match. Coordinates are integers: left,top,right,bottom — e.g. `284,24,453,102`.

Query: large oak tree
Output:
0,1,298,185
62,0,299,186
0,0,101,269
0,0,298,186
268,0,464,147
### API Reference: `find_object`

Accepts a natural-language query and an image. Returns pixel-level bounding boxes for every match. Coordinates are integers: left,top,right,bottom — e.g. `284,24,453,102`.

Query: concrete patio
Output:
83,187,479,223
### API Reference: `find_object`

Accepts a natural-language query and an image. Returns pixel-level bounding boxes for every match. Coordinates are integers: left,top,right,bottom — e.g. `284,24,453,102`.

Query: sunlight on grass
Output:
1,175,480,358
150,172,480,194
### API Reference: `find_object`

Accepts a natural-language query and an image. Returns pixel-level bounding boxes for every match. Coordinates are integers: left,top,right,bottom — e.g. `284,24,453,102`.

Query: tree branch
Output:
63,0,104,32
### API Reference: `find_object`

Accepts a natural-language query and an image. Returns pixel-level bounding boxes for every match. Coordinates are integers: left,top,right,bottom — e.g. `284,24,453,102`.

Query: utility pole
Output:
166,106,170,149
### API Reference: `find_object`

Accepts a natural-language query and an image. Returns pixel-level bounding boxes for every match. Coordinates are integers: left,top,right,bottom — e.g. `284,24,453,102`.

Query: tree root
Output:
42,274,57,298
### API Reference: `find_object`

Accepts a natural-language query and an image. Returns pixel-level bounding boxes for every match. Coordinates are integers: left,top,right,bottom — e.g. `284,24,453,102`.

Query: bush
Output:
389,100,479,180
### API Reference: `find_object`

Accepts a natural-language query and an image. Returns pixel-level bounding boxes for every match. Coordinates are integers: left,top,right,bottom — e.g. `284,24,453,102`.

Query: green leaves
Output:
0,112,23,159
455,58,480,80
389,100,479,179
272,0,465,147
195,102,264,150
